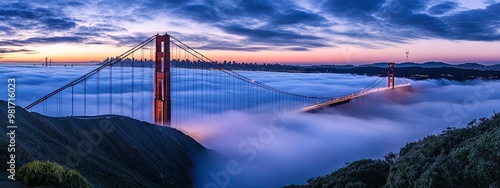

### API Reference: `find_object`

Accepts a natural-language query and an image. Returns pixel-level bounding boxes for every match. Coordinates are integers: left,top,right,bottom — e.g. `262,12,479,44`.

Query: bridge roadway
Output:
300,83,411,112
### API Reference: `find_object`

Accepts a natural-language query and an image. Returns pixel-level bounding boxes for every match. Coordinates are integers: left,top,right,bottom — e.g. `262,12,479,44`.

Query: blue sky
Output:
0,0,499,64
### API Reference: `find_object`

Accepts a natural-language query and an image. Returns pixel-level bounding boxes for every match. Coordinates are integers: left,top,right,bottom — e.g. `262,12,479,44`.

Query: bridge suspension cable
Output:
24,35,156,110
24,33,409,126
169,36,334,100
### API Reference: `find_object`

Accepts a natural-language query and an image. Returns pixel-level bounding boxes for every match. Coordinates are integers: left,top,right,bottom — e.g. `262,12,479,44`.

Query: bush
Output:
63,169,92,188
18,160,92,188
304,159,390,188
387,113,500,187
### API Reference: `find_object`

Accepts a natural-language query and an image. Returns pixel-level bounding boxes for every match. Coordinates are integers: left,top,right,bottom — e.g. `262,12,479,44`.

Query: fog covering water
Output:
1,65,499,187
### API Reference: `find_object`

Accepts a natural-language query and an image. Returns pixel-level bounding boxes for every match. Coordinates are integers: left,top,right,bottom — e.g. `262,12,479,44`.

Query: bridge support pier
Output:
388,62,395,89
154,33,171,126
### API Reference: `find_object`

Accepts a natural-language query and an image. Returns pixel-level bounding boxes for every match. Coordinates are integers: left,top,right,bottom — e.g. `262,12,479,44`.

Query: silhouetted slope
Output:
285,159,390,188
285,113,500,188
0,100,211,187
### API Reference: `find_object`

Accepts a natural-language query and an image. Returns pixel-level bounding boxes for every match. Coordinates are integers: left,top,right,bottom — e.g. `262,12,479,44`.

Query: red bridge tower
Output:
154,33,171,126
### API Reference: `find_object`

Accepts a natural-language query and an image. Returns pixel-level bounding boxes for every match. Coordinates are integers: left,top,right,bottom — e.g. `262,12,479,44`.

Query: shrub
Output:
304,159,390,188
63,169,92,188
387,114,500,187
18,160,92,188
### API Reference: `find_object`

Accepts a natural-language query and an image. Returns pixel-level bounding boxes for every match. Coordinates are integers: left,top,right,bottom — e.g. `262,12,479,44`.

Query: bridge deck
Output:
300,83,411,112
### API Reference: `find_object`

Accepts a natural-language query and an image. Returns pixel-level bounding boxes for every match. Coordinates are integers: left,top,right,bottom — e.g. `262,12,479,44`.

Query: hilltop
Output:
285,113,500,187
0,100,215,187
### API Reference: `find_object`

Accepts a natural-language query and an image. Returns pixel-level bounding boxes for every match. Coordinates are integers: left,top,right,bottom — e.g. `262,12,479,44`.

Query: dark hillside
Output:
0,100,212,187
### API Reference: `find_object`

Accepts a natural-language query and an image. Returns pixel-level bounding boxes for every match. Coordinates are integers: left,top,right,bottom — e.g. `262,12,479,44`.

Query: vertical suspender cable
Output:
72,86,74,116
84,78,87,116
132,52,135,118
110,60,113,114
141,47,145,120
150,41,153,122
121,57,124,115
97,70,100,115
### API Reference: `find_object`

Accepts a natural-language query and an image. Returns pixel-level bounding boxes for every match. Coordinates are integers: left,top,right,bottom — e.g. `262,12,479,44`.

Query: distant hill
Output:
359,62,388,68
358,61,500,71
339,61,500,71
359,62,455,68
455,63,486,69
421,61,453,68
0,100,214,187
284,113,500,187
304,66,500,80
398,62,420,67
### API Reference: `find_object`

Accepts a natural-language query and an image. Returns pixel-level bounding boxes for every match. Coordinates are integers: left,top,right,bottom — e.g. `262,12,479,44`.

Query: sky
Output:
0,0,499,64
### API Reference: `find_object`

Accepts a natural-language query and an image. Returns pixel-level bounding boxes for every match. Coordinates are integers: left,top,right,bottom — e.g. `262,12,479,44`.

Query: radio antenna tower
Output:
405,48,410,63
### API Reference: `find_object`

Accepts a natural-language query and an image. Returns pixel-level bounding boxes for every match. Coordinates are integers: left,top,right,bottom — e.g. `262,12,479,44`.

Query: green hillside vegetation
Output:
285,113,500,188
18,161,91,188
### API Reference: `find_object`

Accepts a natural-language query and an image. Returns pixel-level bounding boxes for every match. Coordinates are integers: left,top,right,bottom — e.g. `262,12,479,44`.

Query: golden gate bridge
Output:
24,33,410,126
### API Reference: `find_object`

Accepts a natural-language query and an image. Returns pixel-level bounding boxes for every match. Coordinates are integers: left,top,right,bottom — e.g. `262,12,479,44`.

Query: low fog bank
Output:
183,79,500,188
1,65,498,187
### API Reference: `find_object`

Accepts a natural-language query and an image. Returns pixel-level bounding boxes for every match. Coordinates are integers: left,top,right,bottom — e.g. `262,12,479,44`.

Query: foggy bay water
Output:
1,65,499,187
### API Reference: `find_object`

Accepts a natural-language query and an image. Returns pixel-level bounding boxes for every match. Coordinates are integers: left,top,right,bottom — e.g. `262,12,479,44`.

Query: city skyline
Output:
0,0,499,64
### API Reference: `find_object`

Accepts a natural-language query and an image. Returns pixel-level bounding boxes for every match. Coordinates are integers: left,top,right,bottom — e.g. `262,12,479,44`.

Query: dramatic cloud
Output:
108,33,155,46
28,36,86,44
428,1,459,15
42,18,77,30
56,1,86,7
322,0,386,21
1,0,500,57
0,48,33,54
383,1,500,41
270,9,327,26
0,1,135,50
0,48,35,59
219,25,330,48
167,0,330,49
0,36,88,47
440,4,500,41
319,0,500,44
0,2,77,31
